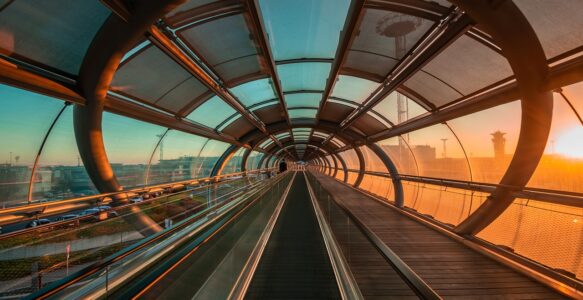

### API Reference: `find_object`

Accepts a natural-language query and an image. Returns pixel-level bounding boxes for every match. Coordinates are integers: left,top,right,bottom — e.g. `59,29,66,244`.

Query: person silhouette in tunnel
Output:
279,159,288,173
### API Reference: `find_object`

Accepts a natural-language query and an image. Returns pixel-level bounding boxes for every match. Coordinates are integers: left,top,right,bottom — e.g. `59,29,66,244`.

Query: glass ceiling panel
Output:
258,138,274,149
292,128,312,134
277,62,331,92
285,93,322,108
275,132,291,140
0,0,110,75
403,71,462,107
112,45,208,113
289,109,317,119
186,95,237,129
167,0,219,19
331,75,380,104
259,0,351,60
345,9,434,79
230,78,276,107
179,14,263,84
373,92,427,124
514,0,583,59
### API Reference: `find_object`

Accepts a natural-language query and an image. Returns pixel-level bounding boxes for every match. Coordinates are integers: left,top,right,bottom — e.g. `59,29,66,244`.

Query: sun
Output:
555,126,583,158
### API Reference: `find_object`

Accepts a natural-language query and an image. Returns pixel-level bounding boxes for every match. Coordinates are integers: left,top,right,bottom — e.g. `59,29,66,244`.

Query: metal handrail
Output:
342,169,583,207
27,172,287,300
0,168,276,224
304,172,364,300
307,172,441,300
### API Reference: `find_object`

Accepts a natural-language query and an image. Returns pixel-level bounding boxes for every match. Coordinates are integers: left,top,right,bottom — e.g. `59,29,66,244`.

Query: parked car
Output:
97,205,112,211
56,214,79,221
129,197,143,204
26,219,51,228
80,208,100,216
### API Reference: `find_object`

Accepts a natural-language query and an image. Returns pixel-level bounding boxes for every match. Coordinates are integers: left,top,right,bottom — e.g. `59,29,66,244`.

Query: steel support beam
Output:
245,0,292,126
450,0,553,235
340,9,472,130
368,143,405,207
75,0,186,236
316,0,365,123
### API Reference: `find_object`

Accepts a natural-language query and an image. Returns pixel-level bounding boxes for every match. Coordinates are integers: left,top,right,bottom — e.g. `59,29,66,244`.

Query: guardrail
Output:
0,168,276,226
340,168,583,207
307,172,442,300
26,171,288,299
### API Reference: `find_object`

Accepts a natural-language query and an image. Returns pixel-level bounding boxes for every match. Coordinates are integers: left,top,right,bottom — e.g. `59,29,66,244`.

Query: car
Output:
97,205,112,211
80,208,100,216
26,219,51,228
129,197,143,204
56,214,79,221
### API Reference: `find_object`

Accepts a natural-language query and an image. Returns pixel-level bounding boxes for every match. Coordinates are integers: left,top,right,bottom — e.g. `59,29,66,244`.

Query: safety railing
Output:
306,172,441,300
0,168,276,227
25,171,288,299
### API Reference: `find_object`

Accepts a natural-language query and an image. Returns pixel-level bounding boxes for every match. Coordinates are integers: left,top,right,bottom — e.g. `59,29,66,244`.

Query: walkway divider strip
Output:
228,171,297,300
308,172,442,300
304,172,364,300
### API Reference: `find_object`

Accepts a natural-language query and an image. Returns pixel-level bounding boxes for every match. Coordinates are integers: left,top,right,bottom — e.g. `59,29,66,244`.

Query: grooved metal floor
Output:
245,173,341,299
311,171,566,299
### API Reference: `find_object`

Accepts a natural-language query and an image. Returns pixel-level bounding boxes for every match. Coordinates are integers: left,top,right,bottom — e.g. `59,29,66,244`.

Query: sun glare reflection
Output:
555,126,583,159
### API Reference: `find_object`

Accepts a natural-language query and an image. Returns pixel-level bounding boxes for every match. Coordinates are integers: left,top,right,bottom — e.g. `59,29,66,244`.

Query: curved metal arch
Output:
353,146,366,187
210,144,239,177
74,0,185,236
28,103,70,203
450,0,553,235
368,143,405,208
240,147,252,173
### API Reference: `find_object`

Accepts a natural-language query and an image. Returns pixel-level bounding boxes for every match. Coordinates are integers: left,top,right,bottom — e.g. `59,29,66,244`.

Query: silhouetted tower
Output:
378,13,421,147
441,138,448,158
491,131,506,159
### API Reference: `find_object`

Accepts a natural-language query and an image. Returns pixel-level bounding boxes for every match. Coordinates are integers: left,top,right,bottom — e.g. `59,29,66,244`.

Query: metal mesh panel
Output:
359,174,394,202
403,71,462,107
478,199,583,279
515,0,583,59
404,182,488,227
421,35,513,96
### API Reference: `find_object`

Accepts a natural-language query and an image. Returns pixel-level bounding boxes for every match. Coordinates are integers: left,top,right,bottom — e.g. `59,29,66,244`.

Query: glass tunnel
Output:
0,0,582,298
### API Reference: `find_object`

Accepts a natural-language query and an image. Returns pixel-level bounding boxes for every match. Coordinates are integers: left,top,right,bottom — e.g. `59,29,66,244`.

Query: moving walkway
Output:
26,171,566,299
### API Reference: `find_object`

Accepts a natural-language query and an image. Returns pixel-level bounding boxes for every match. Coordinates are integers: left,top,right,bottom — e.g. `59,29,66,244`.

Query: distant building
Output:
491,130,506,160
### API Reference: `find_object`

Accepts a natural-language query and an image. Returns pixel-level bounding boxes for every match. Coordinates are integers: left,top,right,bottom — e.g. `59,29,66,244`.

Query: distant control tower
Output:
491,131,506,159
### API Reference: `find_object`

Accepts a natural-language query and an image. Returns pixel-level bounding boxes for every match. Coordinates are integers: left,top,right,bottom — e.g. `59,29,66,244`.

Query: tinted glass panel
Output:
277,62,331,92
186,96,237,129
230,79,276,107
331,75,380,104
0,85,66,205
285,93,321,108
103,112,166,188
259,0,350,60
0,0,109,74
